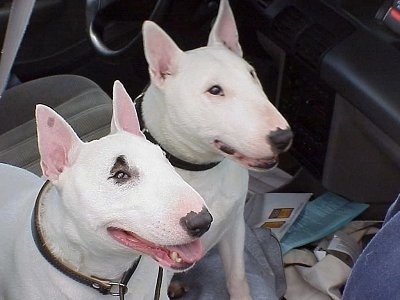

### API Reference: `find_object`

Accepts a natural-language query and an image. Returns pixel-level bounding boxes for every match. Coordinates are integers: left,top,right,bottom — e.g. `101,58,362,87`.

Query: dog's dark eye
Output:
207,85,224,96
109,155,139,185
109,170,131,185
250,69,256,79
109,168,140,185
113,171,130,180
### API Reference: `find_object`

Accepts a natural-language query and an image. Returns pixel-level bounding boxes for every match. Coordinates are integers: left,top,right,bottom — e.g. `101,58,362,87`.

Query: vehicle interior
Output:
0,0,399,298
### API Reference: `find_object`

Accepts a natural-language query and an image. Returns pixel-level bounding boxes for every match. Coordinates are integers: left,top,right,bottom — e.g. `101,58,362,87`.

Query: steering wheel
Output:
86,0,172,58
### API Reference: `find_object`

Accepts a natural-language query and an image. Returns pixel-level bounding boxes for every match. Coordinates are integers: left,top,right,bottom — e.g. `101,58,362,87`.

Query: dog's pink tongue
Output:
167,239,203,263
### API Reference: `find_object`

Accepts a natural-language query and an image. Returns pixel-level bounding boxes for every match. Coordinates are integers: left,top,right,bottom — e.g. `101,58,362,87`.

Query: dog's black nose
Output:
268,128,293,152
180,207,213,238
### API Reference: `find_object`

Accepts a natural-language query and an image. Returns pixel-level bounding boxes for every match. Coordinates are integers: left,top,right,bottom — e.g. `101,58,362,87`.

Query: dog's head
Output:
142,0,292,171
35,81,212,271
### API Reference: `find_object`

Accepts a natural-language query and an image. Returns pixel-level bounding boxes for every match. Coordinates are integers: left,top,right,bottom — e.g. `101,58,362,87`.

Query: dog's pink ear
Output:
208,0,243,57
142,20,183,87
111,80,144,137
36,105,82,181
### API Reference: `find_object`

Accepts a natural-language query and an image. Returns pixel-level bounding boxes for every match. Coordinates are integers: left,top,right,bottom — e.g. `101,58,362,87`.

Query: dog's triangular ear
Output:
142,20,183,87
207,0,243,57
36,105,83,181
110,80,145,137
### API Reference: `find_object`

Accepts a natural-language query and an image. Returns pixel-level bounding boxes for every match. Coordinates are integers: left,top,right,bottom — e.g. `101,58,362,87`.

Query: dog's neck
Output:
141,85,224,166
37,183,140,281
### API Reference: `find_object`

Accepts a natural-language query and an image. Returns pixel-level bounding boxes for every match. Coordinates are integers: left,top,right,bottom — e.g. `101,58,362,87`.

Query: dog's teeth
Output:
170,251,182,263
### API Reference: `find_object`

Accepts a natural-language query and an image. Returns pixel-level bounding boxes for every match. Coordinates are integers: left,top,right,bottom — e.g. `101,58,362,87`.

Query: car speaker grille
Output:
294,24,336,70
270,7,309,49
270,6,341,71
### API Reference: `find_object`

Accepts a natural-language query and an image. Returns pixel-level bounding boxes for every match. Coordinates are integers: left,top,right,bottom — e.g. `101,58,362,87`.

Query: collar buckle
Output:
108,282,128,297
91,280,127,296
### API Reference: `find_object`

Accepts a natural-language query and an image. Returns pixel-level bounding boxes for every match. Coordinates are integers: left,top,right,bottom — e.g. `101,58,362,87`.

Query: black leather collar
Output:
135,92,221,171
31,180,141,297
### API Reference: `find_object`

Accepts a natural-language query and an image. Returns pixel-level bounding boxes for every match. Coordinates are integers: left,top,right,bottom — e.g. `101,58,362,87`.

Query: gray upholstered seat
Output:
0,74,112,175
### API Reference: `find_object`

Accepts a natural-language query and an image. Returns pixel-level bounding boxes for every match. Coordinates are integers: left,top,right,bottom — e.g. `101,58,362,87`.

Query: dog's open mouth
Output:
214,139,278,170
107,227,202,271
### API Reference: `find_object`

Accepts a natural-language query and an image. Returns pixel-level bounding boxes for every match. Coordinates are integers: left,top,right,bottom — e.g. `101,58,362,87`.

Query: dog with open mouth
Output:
0,81,212,299
139,0,292,298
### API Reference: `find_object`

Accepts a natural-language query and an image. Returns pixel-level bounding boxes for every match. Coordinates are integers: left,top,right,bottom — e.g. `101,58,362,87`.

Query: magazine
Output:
279,192,369,254
245,192,312,240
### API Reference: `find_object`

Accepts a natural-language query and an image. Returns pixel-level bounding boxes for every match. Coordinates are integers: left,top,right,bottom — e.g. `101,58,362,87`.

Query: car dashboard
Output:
235,0,400,219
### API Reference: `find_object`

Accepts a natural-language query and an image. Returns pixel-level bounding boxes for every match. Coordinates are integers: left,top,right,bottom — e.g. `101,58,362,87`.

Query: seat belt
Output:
0,0,36,98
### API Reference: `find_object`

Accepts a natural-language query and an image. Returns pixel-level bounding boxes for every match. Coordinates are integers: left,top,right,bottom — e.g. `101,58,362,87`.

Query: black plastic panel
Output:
279,58,335,178
261,2,355,71
252,1,354,178
321,30,400,146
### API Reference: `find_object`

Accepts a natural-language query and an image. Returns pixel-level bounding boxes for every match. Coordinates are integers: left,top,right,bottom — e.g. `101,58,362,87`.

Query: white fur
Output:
0,81,210,299
141,1,290,299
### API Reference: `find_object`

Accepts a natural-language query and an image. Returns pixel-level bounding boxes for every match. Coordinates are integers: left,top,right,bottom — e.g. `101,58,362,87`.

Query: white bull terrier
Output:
0,81,213,300
139,0,293,299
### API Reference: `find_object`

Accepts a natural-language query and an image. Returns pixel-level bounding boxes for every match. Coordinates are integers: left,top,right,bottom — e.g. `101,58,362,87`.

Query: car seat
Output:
0,74,112,175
